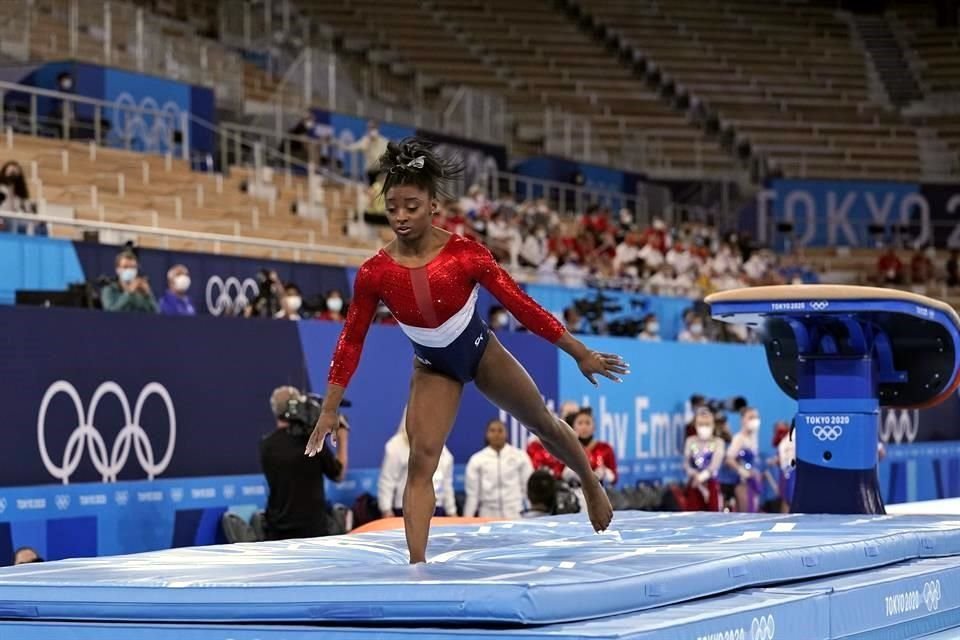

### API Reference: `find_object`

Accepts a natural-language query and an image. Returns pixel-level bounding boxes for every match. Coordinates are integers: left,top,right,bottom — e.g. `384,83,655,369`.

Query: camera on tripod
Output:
280,393,352,438
572,291,650,337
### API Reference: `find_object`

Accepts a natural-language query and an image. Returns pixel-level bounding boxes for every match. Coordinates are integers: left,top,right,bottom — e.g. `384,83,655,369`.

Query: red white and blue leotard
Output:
328,234,566,387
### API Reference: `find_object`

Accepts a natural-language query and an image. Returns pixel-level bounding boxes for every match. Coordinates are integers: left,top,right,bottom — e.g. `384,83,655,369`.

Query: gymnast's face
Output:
385,184,437,242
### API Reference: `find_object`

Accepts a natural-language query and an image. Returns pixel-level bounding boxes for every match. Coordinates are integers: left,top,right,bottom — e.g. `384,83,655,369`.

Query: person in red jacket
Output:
563,408,617,486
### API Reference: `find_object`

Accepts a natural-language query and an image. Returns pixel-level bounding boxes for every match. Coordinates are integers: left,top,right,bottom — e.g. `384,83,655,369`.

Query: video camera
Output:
281,393,352,438
572,291,650,337
692,393,748,416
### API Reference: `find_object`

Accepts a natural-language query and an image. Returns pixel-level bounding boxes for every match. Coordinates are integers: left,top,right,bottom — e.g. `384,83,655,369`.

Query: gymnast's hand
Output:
305,410,339,457
577,351,629,386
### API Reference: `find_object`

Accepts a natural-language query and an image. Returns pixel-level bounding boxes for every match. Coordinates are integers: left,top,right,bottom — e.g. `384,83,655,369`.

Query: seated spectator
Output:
519,225,549,269
13,546,43,565
678,313,708,343
158,264,195,316
948,249,960,288
910,246,936,288
523,470,557,518
463,419,533,519
316,289,346,322
637,313,661,342
101,250,158,313
876,247,904,285
274,283,304,321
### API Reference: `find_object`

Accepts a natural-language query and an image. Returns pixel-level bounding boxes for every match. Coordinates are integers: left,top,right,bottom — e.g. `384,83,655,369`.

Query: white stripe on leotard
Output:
396,286,479,349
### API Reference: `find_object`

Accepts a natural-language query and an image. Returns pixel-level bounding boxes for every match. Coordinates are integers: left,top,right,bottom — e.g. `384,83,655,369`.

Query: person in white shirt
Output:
377,408,457,517
666,244,694,276
637,313,661,342
348,120,390,185
678,313,709,343
463,419,533,518
519,226,548,269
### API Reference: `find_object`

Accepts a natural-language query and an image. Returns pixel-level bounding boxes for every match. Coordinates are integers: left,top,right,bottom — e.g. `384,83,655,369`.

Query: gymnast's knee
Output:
407,442,442,482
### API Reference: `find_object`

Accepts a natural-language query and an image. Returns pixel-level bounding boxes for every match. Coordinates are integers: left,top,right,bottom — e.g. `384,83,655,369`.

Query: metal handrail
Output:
0,210,374,263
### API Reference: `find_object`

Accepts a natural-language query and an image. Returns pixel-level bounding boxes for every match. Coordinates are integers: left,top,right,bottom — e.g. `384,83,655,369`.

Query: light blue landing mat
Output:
3,513,960,623
2,557,960,639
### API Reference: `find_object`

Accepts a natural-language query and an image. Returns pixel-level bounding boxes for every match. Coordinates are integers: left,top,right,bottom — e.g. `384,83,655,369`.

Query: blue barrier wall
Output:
0,235,84,304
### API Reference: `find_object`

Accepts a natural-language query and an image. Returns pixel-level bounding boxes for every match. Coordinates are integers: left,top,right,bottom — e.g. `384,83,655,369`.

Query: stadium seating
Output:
576,0,939,181
3,133,368,264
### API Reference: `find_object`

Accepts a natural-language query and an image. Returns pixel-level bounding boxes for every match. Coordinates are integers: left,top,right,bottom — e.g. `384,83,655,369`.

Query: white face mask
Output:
327,297,343,313
492,313,508,328
886,269,897,279
690,322,703,335
744,418,760,433
117,267,137,283
285,295,302,312
173,274,190,293
696,426,714,440
646,322,659,334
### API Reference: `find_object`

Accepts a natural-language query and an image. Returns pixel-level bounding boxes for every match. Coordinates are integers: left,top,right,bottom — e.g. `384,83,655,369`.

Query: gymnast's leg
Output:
403,361,463,563
474,333,613,531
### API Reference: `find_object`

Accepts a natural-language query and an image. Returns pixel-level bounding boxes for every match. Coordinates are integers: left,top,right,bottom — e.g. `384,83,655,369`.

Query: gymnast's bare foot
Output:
583,480,613,532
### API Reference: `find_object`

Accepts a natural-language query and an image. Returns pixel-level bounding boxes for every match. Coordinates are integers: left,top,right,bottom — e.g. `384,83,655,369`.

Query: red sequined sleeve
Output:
464,240,566,343
327,262,380,388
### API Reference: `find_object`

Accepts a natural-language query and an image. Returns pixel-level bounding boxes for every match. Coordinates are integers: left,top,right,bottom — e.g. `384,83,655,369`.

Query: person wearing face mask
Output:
724,407,762,512
876,246,903,286
0,160,42,234
559,409,617,487
488,306,510,333
316,289,347,322
158,264,195,316
683,408,725,511
101,250,158,313
638,313,661,342
678,313,708,343
463,419,534,518
275,283,304,320
519,225,549,269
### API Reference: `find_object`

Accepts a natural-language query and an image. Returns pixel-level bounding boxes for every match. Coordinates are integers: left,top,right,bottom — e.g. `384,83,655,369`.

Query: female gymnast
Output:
305,138,627,563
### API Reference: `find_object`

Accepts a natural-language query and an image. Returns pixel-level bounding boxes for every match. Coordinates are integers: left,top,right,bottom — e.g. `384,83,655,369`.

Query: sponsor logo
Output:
55,494,70,510
37,380,176,484
170,488,184,503
812,426,843,441
137,491,163,503
79,494,107,506
886,589,922,616
242,485,265,496
0,498,6,514
804,415,850,426
810,301,830,311
222,485,236,500
17,498,46,510
114,490,129,506
697,628,745,640
191,488,216,499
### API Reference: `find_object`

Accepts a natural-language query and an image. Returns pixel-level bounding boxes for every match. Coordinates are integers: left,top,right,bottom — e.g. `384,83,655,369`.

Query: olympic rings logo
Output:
924,580,942,612
810,301,830,311
111,93,182,153
750,615,775,640
37,380,176,485
206,276,259,316
812,425,843,441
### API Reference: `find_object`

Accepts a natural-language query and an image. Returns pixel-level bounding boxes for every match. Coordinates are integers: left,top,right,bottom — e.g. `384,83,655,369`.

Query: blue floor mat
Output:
2,556,959,639
2,513,960,624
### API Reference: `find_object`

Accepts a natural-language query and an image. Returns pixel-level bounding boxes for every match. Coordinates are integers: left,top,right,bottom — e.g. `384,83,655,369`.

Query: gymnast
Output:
305,138,626,563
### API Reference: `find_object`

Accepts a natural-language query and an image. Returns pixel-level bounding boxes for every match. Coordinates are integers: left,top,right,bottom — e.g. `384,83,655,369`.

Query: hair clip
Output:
406,156,425,170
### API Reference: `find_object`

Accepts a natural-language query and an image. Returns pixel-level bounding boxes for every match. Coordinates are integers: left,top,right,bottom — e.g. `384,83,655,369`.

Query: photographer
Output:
245,269,284,318
260,386,348,540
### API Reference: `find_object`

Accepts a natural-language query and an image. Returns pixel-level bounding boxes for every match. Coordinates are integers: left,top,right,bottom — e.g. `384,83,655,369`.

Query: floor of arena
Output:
2,511,960,639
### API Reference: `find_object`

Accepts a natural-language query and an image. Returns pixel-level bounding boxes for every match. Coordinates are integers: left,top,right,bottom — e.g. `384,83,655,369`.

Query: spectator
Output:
377,408,457,517
910,246,935,288
101,250,158,313
613,231,641,275
678,313,708,343
519,225,549,269
463,419,534,518
637,313,661,342
725,407,762,513
876,247,904,285
561,408,617,486
562,306,583,334
683,407,725,511
13,546,43,565
948,249,960,288
274,283,304,321
772,420,795,513
0,160,42,235
316,289,346,322
348,120,389,185
522,470,557,517
488,305,509,332
158,264,195,316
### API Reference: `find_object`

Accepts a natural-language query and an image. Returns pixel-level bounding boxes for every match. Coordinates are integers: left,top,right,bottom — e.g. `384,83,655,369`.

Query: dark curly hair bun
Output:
377,137,463,200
